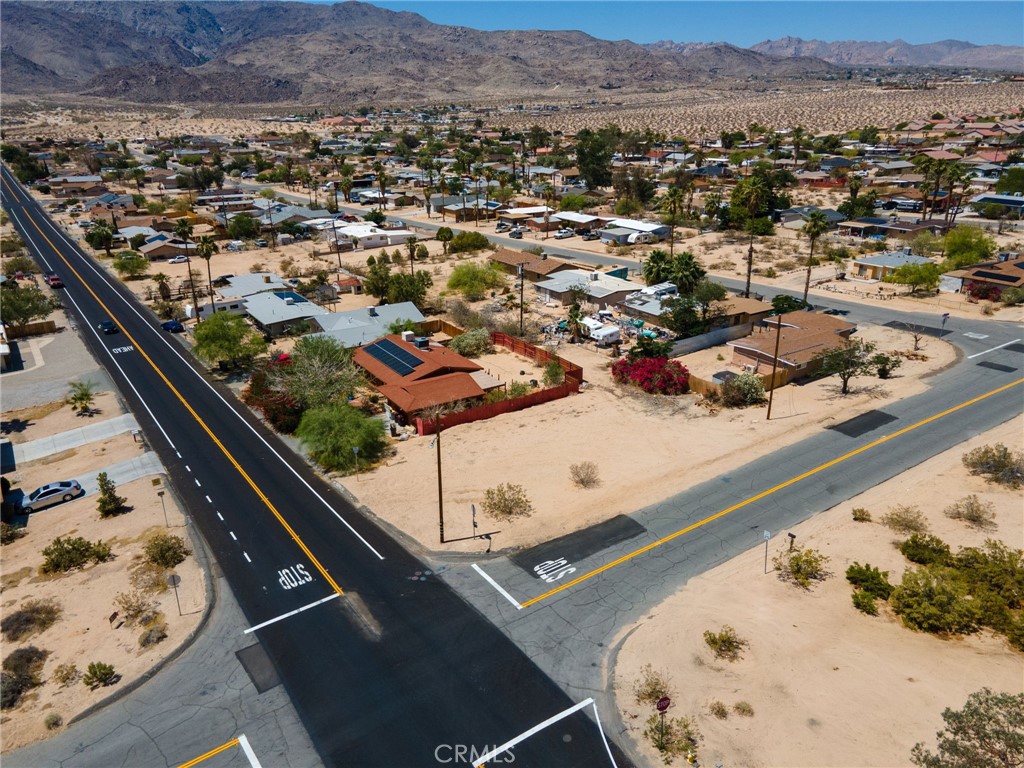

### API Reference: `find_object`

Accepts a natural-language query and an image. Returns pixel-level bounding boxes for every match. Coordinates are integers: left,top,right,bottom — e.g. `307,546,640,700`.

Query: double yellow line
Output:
3,176,343,595
178,738,239,768
520,376,1024,608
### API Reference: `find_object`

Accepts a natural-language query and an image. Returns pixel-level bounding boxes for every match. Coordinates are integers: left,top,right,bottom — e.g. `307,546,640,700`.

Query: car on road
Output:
508,229,523,239
581,231,600,241
822,308,850,316
20,480,83,513
45,273,64,288
167,255,189,264
554,229,574,239
98,319,119,334
161,319,185,333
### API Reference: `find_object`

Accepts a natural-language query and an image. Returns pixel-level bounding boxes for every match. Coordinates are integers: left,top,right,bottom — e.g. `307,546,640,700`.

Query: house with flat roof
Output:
535,269,638,307
727,312,856,379
849,250,933,281
310,303,425,348
243,291,331,337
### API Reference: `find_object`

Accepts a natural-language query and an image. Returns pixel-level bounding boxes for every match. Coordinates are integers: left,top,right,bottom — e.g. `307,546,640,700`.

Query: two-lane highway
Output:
2,167,628,766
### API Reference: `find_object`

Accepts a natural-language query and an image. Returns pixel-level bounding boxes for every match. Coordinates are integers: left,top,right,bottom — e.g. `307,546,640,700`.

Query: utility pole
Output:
434,417,445,543
766,315,784,420
518,265,525,336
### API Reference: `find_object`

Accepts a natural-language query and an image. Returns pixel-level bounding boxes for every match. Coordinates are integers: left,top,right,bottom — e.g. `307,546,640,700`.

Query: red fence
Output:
414,331,583,435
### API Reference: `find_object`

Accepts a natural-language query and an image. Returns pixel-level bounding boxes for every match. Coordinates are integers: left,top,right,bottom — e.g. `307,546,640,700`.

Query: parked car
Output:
168,255,189,264
20,480,83,513
255,239,269,248
495,222,511,232
554,229,574,239
98,319,118,335
581,231,600,241
45,273,64,288
509,229,523,239
161,319,185,333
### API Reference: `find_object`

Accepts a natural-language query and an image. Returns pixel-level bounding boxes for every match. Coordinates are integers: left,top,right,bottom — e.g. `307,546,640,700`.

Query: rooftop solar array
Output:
365,338,424,377
973,270,1017,283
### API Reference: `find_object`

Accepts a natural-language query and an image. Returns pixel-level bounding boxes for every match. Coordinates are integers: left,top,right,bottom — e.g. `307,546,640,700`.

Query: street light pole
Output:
766,315,784,420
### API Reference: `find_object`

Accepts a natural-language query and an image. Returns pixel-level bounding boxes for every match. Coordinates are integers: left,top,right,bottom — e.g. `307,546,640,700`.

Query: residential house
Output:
775,206,845,230
242,291,331,337
49,175,106,198
969,192,1024,212
534,269,638,308
310,303,425,348
139,239,196,261
941,252,1024,295
727,312,856,379
849,250,932,281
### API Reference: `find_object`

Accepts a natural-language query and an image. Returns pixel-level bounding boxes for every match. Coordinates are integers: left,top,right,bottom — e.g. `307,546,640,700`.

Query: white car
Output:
554,229,574,239
167,255,189,264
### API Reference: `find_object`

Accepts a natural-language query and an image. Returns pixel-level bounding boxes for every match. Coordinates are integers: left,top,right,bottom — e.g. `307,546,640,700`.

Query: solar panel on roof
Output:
364,339,423,377
973,271,1017,283
376,338,424,369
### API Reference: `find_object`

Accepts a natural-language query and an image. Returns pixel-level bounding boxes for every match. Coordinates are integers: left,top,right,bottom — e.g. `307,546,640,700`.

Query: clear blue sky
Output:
355,1,1024,47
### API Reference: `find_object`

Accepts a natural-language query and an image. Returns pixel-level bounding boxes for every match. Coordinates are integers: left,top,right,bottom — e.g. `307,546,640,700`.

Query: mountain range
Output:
750,36,1024,71
0,2,1019,107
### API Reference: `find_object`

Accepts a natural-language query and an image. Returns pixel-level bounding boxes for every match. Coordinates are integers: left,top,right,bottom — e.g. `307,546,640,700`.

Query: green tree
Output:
884,262,943,292
195,236,220,314
660,187,687,257
435,226,454,255
96,472,127,518
112,251,150,280
800,210,830,303
387,271,432,306
642,249,673,286
85,221,115,257
811,337,876,395
660,279,728,337
943,226,996,270
281,335,362,409
296,405,388,473
448,230,490,254
911,688,1024,768
670,251,706,295
447,262,506,301
193,312,267,366
575,128,614,189
994,167,1024,196
731,176,772,298
0,286,54,328
771,295,809,314
363,258,392,300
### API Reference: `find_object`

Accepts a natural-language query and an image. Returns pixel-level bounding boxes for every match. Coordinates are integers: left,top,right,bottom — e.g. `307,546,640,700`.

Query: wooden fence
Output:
413,330,583,435
688,367,789,397
6,320,58,338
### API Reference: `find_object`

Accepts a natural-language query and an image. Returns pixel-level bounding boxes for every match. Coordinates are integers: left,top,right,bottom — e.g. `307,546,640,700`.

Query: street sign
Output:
763,530,771,541
656,696,671,713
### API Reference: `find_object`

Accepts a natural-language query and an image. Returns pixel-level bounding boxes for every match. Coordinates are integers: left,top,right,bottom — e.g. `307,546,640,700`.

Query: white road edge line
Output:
236,734,264,768
230,531,237,541
472,698,595,768
967,338,1022,359
243,552,251,563
31,207,385,562
243,593,341,634
205,495,212,503
590,700,619,768
195,478,201,487
471,564,522,610
216,512,224,521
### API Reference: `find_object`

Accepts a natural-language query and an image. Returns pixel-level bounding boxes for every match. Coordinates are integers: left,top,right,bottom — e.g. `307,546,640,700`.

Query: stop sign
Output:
656,696,671,713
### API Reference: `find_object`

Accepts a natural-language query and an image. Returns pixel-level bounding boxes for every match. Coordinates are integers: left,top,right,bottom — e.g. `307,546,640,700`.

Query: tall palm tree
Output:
542,185,556,239
791,126,806,165
173,218,200,319
88,220,115,258
736,177,770,298
438,174,449,222
405,236,418,278
671,251,706,295
196,235,220,318
847,175,863,202
660,187,686,256
642,248,672,285
372,160,387,211
801,210,829,304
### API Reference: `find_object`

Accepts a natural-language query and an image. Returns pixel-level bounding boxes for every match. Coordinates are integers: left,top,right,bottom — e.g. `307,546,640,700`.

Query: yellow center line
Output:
177,738,239,768
520,376,1024,608
3,176,343,596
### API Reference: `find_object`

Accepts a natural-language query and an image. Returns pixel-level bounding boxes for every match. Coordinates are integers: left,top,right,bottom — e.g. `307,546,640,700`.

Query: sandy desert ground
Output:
0,399,205,752
612,415,1024,768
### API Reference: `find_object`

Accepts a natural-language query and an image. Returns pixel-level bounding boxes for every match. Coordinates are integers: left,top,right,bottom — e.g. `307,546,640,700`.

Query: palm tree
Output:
405,236,418,277
542,185,556,239
801,210,829,304
642,248,672,285
88,220,115,258
372,160,387,211
173,218,200,319
735,177,770,298
847,174,863,202
671,251,706,295
438,174,449,222
151,272,172,301
660,187,686,256
196,235,220,318
791,126,806,165
566,302,585,343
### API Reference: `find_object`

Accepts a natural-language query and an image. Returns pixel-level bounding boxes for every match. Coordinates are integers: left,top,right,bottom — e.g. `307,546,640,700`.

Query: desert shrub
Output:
44,713,63,730
481,483,534,520
611,357,690,395
633,663,673,706
951,540,1024,615
447,230,491,254
152,300,183,320
52,663,79,687
720,373,766,407
82,662,117,688
890,568,981,635
702,625,748,661
708,700,729,719
139,623,168,648
448,327,493,357
870,351,903,379
446,262,505,300
446,298,486,329
1,671,25,709
846,562,894,600
115,590,157,626
569,461,600,488
943,495,996,530
507,380,532,399
1,522,27,545
880,505,929,534
542,359,565,386
644,713,701,763
1,598,62,642
962,443,1024,488
773,547,830,589
96,472,128,518
852,590,879,615
851,507,872,522
733,701,755,717
144,532,191,569
483,389,507,404
900,534,951,566
41,536,112,573
998,286,1024,305
2,646,49,706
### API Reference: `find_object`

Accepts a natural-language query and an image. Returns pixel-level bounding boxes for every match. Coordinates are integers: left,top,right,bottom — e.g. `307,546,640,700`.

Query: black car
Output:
509,230,523,239
161,319,185,333
98,320,118,334
581,231,600,241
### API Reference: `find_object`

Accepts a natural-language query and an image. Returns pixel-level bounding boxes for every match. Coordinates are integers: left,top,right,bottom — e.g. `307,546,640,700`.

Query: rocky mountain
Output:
751,36,1024,71
0,0,834,105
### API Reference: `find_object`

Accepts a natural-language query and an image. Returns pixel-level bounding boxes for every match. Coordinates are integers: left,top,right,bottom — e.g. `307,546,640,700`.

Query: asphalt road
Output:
2,168,629,767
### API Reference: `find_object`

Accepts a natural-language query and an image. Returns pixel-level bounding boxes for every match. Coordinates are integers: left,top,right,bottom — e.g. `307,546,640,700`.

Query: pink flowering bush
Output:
611,357,690,395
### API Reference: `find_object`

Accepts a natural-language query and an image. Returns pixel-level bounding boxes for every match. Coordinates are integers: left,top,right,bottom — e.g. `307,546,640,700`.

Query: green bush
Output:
900,534,951,566
852,590,879,615
82,662,117,688
1,598,62,642
851,508,872,522
890,568,981,635
643,712,701,763
96,472,128,518
880,505,929,534
447,230,491,254
144,532,191,569
846,562,893,600
448,328,494,357
773,547,830,589
41,536,113,573
481,483,534,521
1,522,27,545
542,359,565,387
296,404,388,473
703,625,748,661
943,495,996,530
720,373,766,407
446,262,505,300
998,286,1024,306
733,701,754,717
507,380,532,398
962,443,1024,488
